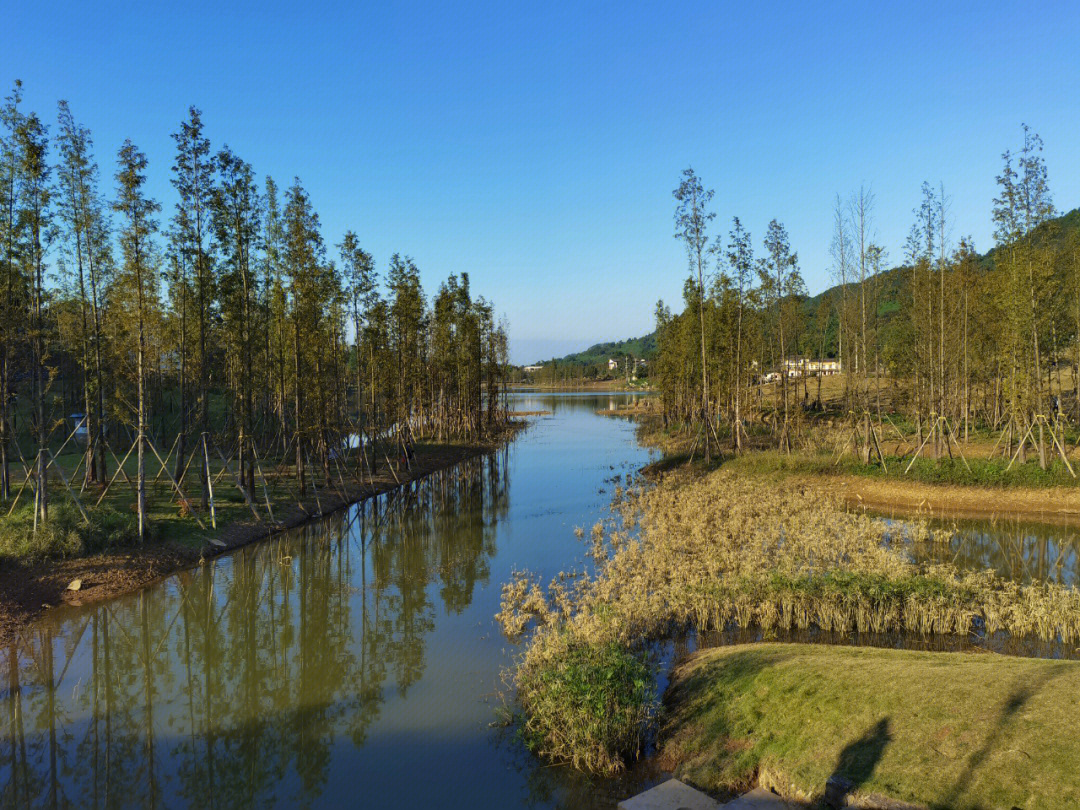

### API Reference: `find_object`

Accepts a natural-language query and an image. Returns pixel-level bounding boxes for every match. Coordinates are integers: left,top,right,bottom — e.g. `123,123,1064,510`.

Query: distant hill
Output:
541,207,1080,366
799,206,1080,353
534,333,657,367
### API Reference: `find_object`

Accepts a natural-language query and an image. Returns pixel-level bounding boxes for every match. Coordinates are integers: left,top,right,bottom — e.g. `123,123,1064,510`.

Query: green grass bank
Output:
663,643,1080,809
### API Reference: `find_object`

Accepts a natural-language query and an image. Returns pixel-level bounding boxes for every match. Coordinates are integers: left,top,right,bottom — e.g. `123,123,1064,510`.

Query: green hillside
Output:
538,333,657,367
544,206,1080,366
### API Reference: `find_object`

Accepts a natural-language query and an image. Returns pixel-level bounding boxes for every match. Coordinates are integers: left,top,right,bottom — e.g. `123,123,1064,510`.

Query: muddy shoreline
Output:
823,474,1080,526
0,432,519,644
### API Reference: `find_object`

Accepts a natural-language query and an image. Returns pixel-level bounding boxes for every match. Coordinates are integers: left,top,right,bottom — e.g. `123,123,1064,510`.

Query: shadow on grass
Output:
826,717,892,802
942,664,1069,807
660,647,795,794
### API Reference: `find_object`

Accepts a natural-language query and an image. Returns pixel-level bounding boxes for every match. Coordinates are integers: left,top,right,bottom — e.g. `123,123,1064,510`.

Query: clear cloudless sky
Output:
5,1,1080,363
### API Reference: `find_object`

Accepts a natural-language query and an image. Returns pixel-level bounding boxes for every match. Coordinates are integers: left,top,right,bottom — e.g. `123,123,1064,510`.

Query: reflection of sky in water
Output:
0,392,660,810
876,512,1080,586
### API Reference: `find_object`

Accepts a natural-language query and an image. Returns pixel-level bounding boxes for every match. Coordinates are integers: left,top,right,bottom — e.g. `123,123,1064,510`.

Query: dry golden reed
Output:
499,468,1080,773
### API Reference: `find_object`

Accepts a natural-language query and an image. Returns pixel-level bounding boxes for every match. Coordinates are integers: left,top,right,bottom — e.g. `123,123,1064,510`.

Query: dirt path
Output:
0,436,515,644
819,474,1080,525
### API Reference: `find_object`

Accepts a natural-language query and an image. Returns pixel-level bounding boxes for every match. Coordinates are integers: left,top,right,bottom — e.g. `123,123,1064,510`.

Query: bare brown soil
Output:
0,432,518,644
595,401,659,417
823,474,1080,525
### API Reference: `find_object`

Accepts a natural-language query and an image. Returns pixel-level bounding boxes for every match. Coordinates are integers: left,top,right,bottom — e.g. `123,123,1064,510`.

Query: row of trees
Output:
0,81,509,538
655,127,1080,468
656,169,808,461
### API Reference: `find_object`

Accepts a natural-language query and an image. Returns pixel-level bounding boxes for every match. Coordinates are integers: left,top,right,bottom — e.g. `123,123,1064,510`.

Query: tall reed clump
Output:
513,635,656,775
498,468,1080,773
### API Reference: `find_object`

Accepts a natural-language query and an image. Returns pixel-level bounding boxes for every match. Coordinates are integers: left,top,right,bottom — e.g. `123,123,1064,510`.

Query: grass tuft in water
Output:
514,636,657,776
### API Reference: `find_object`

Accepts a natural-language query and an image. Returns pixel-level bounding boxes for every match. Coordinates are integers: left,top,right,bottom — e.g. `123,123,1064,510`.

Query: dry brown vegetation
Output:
498,467,1080,774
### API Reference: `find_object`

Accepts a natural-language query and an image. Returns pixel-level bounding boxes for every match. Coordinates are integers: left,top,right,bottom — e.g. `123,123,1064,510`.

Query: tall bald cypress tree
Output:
338,230,375,426
673,169,716,462
171,107,215,507
212,146,261,494
113,140,159,540
57,100,109,484
18,110,52,525
0,81,24,501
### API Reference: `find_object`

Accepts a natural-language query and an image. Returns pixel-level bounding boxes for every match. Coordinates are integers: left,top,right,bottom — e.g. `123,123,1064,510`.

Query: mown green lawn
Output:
663,643,1080,809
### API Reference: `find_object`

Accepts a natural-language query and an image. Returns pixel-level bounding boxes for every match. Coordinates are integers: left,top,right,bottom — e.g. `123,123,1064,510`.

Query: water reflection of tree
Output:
0,450,508,808
911,520,1080,585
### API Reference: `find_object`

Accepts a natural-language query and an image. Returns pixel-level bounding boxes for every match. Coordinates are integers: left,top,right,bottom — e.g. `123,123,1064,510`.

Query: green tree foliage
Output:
655,135,1080,466
0,81,510,538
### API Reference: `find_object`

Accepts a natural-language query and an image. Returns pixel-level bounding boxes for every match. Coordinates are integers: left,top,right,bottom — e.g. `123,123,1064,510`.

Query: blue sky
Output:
6,1,1080,363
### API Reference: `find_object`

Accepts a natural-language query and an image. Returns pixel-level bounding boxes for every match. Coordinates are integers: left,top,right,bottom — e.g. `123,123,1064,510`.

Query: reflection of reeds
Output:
499,468,1080,773
502,469,1080,646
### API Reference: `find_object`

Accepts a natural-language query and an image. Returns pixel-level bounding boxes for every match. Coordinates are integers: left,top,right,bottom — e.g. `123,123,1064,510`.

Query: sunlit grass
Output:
663,643,1080,807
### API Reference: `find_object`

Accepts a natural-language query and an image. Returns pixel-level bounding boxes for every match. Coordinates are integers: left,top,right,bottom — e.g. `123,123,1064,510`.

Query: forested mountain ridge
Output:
800,205,1080,356
539,333,657,366
545,205,1080,367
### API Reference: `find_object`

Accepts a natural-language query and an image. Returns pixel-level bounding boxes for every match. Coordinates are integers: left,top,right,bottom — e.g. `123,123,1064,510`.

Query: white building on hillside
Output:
781,358,841,378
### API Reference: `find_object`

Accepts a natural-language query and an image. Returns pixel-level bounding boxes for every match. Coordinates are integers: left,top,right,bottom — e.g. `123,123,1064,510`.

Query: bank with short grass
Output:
635,416,1080,524
662,643,1080,808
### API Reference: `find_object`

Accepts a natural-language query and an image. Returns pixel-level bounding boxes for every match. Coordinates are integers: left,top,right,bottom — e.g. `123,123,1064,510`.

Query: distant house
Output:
607,358,619,371
781,358,841,378
523,364,544,373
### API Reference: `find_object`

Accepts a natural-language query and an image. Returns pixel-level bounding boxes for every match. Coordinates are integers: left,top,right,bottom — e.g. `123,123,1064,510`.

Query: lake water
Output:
2,392,1075,808
0,392,662,810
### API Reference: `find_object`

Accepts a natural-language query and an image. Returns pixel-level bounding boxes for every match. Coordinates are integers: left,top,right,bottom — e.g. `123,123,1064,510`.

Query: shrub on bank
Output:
514,635,657,775
0,502,142,561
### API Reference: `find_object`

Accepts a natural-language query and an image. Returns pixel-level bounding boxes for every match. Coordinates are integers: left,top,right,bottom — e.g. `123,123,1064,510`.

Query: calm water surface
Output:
0,393,662,810
3,392,1075,808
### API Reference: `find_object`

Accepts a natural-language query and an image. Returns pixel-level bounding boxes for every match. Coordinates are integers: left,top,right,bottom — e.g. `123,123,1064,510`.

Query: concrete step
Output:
618,779,719,810
721,787,800,809
618,780,799,810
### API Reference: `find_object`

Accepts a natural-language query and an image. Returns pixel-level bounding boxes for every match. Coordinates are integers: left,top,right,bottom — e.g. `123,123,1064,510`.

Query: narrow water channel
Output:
2,393,1074,808
0,392,659,810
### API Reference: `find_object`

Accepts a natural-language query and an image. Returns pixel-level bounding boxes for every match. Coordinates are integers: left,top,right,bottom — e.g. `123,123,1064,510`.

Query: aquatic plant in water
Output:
498,468,1080,773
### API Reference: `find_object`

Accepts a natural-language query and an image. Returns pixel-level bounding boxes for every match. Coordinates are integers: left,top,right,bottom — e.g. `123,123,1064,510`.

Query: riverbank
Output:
0,426,522,643
661,643,1080,808
509,380,654,392
634,416,1080,525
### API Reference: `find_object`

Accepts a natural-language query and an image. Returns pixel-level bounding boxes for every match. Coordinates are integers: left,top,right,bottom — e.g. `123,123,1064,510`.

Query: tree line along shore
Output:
497,131,1080,808
0,81,513,589
654,129,1079,481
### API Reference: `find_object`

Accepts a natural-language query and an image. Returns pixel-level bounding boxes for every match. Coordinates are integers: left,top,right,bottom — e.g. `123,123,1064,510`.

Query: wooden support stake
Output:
150,433,180,487
95,439,138,506
304,447,324,516
213,440,262,521
46,450,90,523
201,434,216,529
248,438,279,524
145,438,207,530
904,424,936,474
